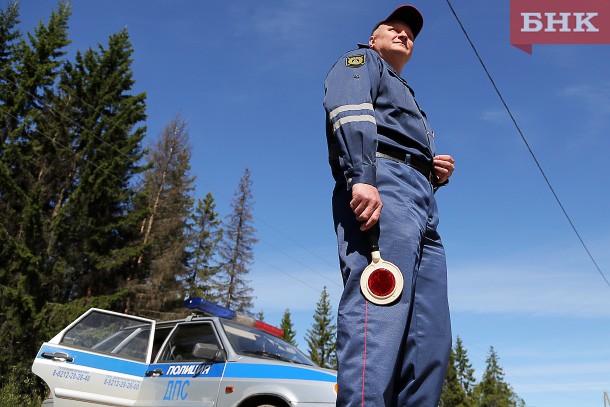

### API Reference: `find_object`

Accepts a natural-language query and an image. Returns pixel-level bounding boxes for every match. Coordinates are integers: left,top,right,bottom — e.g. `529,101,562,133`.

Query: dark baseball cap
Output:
371,5,424,39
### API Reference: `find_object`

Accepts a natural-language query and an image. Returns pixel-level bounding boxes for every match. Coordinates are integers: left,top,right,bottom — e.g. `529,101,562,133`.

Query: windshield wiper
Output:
240,350,297,364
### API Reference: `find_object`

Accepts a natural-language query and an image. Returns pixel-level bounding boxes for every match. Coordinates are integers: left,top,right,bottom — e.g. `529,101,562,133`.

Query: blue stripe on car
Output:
224,363,336,382
38,345,336,383
38,345,148,376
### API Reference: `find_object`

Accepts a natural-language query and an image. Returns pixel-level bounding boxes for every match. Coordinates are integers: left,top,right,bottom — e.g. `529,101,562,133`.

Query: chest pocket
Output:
383,70,421,119
377,69,436,156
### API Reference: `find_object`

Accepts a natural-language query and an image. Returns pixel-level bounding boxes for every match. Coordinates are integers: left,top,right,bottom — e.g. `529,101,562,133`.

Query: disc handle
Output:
366,222,380,252
366,223,381,262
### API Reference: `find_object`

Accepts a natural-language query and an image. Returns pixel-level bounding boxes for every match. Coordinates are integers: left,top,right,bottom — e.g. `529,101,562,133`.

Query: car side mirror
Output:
192,343,226,362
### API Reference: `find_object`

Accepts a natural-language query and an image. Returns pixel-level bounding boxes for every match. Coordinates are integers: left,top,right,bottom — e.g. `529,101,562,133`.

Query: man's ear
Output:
369,35,375,49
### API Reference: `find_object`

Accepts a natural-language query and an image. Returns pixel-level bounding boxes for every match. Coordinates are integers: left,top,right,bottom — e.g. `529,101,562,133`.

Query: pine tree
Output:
305,287,337,369
129,115,195,317
455,336,476,398
185,192,222,300
280,308,297,346
214,168,257,313
440,346,471,407
473,346,525,407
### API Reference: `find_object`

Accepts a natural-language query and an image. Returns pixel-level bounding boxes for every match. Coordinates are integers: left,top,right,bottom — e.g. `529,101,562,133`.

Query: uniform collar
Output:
353,43,411,88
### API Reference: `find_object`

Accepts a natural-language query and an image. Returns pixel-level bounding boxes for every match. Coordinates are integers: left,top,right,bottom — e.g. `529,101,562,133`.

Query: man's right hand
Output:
350,183,382,231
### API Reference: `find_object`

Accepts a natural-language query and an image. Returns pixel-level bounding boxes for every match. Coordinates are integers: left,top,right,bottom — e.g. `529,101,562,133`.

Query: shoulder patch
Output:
345,54,365,68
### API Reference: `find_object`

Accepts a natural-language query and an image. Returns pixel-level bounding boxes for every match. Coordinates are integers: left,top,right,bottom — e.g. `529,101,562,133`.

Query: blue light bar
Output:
185,297,236,320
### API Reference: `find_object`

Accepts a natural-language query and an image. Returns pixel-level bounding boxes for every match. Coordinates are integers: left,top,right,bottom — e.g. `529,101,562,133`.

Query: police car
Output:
32,298,337,406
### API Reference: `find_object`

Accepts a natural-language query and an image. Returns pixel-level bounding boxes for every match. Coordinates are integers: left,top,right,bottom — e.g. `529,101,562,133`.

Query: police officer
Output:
323,5,455,406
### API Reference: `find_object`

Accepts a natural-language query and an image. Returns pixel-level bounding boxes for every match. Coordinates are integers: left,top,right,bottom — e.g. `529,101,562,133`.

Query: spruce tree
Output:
0,1,72,381
0,3,153,399
440,346,471,407
0,1,20,137
214,168,257,313
280,308,297,346
473,346,525,407
305,287,337,369
455,336,476,399
48,27,148,301
185,192,222,300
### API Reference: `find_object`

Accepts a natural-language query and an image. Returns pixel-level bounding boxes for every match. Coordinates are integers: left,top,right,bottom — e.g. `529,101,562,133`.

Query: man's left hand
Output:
433,155,455,185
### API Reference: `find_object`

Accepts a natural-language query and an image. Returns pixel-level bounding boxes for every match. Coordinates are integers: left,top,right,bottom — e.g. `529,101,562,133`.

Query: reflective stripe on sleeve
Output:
328,103,374,120
332,115,377,133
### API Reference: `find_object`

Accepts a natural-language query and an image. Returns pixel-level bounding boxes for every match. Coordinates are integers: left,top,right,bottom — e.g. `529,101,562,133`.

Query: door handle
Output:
145,368,164,377
41,352,74,363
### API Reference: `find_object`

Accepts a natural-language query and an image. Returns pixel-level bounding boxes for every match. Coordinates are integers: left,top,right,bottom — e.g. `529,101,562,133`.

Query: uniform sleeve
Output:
323,50,381,188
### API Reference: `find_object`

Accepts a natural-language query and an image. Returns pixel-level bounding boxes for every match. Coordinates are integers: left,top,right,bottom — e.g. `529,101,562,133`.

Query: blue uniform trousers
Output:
333,157,451,407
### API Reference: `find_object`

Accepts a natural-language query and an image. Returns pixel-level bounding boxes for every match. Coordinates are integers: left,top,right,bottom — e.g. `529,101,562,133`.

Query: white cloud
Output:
559,82,610,138
506,361,610,378
513,379,610,394
481,108,509,123
561,82,610,114
228,2,314,44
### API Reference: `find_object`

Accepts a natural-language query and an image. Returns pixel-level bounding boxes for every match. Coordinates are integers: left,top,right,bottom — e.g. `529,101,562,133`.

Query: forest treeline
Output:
0,0,260,397
0,3,523,406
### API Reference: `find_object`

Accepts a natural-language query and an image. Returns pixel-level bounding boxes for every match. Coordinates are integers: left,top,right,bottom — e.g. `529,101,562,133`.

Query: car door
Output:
32,308,155,407
137,321,227,406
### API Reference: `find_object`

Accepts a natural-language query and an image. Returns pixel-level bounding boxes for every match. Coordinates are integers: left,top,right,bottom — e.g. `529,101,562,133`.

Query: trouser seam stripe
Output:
362,301,368,407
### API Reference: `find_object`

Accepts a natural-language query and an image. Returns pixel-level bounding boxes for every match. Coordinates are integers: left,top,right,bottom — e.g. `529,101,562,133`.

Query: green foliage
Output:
306,287,337,369
33,290,130,340
472,346,525,407
0,366,44,407
441,341,525,407
440,347,472,407
50,27,148,300
455,336,477,398
0,1,74,387
0,1,149,397
185,192,223,299
280,308,297,346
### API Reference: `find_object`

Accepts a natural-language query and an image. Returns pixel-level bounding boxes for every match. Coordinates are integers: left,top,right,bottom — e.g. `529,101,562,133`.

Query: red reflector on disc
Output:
368,268,396,297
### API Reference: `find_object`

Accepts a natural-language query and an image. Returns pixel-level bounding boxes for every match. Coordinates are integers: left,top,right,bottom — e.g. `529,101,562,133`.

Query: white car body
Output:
32,308,337,407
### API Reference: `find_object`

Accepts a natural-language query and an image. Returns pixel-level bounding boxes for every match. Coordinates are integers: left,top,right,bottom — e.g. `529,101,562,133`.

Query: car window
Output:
60,310,153,362
221,320,314,366
151,326,173,361
157,322,222,363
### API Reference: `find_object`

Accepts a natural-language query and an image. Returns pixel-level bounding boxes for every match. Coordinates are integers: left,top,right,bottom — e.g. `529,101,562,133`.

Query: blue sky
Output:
16,1,610,406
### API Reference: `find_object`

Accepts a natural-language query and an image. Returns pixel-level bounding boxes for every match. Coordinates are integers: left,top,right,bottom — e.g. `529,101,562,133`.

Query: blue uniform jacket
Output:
324,45,436,188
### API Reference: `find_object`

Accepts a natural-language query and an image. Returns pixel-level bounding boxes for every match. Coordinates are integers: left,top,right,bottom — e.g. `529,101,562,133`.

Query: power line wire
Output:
199,180,341,285
444,0,610,289
254,256,340,303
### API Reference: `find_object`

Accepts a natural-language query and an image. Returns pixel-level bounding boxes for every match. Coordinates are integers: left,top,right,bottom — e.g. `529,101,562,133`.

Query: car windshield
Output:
221,320,314,366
